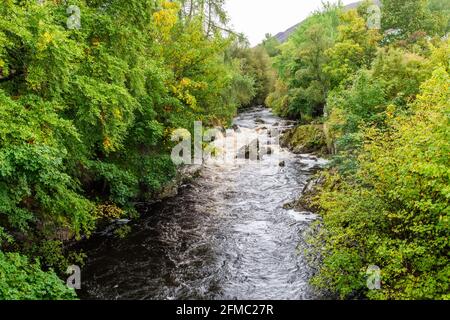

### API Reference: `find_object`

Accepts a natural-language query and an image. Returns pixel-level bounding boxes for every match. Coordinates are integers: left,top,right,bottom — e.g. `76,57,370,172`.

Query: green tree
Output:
230,43,275,108
0,0,251,298
381,0,443,40
268,4,341,120
261,33,281,57
310,68,450,300
324,9,381,88
0,251,77,300
428,0,450,34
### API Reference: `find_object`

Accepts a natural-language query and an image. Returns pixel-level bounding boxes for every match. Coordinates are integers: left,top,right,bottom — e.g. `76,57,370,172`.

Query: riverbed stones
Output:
255,117,266,124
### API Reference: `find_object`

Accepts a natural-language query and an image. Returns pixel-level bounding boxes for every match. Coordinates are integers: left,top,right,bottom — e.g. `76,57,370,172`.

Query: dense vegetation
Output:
267,0,449,299
1,0,448,301
0,0,273,299
0,251,76,299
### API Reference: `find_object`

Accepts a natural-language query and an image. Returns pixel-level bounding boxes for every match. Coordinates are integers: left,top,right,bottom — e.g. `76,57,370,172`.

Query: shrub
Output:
0,251,77,300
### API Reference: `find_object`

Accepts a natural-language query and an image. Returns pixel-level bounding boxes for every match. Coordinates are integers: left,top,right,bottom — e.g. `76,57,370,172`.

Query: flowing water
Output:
79,107,327,300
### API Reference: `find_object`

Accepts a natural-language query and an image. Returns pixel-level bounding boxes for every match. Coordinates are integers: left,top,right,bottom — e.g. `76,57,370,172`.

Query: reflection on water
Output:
80,107,327,300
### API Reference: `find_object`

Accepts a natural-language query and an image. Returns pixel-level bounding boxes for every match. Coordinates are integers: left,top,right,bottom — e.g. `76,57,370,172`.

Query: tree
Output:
381,0,436,39
261,33,281,57
324,9,381,88
0,251,77,300
269,4,341,119
428,0,450,35
309,67,450,300
230,43,276,108
179,0,229,36
266,0,450,300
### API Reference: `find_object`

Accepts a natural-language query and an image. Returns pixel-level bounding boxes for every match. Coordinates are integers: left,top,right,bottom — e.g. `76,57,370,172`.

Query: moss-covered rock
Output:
155,165,202,200
280,125,329,156
283,174,326,212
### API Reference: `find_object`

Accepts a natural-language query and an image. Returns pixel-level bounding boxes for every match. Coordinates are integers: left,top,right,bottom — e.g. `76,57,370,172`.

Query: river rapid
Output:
80,107,327,300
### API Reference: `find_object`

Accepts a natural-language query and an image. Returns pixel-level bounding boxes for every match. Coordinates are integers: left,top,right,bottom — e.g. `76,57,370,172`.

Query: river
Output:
79,107,327,300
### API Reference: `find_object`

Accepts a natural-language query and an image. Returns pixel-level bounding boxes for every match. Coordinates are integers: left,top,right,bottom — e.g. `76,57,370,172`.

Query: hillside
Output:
274,0,381,43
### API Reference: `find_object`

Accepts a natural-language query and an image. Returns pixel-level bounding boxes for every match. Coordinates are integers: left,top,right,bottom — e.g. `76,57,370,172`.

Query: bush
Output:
0,251,77,300
308,68,450,300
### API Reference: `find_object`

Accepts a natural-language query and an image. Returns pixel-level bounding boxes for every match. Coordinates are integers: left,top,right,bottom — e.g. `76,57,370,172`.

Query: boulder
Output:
280,124,328,156
255,118,266,124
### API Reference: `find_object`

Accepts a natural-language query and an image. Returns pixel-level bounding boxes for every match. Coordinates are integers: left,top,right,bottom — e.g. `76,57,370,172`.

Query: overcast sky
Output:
225,0,358,46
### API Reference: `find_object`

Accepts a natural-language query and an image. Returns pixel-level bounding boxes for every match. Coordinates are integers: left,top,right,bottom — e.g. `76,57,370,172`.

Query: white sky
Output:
225,0,357,46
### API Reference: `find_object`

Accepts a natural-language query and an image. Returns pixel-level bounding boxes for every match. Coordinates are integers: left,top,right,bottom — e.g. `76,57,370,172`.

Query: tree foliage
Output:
0,0,258,298
267,0,450,300
310,68,450,300
230,43,275,108
0,251,77,300
267,4,341,120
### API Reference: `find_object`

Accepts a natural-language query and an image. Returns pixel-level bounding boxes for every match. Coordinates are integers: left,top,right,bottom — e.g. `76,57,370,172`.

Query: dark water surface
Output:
80,107,327,300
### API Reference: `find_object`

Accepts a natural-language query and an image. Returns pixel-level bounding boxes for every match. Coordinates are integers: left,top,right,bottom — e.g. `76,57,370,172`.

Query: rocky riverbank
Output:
85,164,203,238
280,124,329,157
283,173,326,213
280,124,330,213
153,165,203,201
